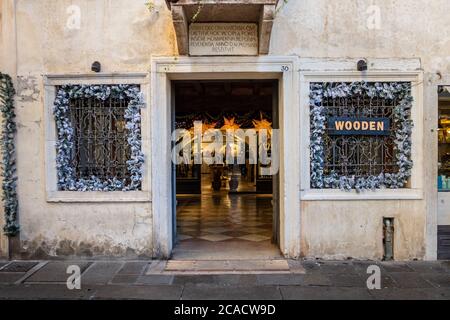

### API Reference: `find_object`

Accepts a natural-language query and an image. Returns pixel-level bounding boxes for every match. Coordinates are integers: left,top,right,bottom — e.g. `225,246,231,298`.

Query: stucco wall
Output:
1,0,448,259
275,0,449,260
1,0,175,258
271,0,450,73
301,201,426,260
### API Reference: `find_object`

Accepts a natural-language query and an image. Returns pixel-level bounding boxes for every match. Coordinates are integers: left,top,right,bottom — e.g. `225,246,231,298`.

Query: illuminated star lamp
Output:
252,114,273,135
221,117,241,131
189,121,218,134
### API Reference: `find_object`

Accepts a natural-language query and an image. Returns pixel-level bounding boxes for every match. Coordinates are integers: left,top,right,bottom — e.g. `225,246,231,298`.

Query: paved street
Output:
0,259,449,300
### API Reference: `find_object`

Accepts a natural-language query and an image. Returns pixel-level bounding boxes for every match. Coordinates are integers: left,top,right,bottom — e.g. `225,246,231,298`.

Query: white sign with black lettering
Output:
189,23,258,56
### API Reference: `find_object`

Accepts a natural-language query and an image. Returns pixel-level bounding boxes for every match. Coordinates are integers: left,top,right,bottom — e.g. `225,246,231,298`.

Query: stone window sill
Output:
46,191,151,203
301,189,423,201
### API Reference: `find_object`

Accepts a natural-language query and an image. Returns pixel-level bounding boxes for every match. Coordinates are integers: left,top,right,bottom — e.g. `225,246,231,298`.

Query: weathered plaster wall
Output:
271,0,450,73
301,201,426,260
1,0,176,259
1,0,448,259
272,0,448,260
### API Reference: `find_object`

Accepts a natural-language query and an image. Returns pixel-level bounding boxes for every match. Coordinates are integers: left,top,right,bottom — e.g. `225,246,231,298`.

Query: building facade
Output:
0,0,449,261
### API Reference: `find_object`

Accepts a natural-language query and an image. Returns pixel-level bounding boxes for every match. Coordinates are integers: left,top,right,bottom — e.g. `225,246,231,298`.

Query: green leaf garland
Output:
0,73,19,236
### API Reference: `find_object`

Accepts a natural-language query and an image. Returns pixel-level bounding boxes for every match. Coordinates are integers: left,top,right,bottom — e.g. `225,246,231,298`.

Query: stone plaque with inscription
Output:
189,23,258,56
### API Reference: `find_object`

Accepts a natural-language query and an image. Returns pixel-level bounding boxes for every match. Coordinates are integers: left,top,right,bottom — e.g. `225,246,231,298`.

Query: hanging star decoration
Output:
189,121,217,134
201,121,217,133
252,113,273,135
221,117,240,131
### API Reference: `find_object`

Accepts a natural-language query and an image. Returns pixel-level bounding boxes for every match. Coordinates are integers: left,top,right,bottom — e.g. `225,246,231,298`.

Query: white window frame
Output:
300,71,424,201
43,73,151,203
428,74,450,260
150,56,301,258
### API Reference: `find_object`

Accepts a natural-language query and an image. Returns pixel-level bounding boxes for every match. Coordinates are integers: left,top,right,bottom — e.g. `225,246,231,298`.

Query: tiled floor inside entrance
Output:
174,175,282,260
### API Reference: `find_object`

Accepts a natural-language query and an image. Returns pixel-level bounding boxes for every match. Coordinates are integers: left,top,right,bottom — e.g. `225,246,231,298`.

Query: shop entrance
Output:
171,80,282,260
438,85,450,260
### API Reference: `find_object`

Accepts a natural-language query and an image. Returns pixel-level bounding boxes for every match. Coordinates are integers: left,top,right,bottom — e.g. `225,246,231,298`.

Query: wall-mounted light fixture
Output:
357,59,368,72
91,61,101,73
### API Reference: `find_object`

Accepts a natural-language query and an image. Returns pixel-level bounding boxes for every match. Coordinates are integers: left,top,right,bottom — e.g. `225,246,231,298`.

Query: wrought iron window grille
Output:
321,95,398,178
68,96,132,183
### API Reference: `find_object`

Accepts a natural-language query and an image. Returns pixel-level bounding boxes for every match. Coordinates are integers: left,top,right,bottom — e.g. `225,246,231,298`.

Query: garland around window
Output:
54,84,145,191
0,73,19,236
310,82,413,192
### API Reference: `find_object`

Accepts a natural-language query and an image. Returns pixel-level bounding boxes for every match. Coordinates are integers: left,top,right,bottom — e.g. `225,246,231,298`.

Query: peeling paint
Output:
20,237,152,260
16,76,40,102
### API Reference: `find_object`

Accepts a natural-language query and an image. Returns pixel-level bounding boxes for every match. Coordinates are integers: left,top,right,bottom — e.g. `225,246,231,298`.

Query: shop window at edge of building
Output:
438,86,450,192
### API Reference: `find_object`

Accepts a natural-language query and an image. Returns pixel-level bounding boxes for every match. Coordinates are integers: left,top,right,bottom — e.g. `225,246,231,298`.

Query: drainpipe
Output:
383,218,394,261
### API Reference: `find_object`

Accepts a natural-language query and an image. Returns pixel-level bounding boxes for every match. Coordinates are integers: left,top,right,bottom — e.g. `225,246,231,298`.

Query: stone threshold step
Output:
146,259,302,275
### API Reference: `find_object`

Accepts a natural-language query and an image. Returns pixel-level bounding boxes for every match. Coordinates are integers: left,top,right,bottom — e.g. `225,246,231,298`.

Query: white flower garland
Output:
310,82,413,192
54,84,145,191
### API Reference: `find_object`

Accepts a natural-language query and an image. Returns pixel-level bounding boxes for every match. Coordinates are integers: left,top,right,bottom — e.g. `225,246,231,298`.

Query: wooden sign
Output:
189,23,258,56
328,117,391,136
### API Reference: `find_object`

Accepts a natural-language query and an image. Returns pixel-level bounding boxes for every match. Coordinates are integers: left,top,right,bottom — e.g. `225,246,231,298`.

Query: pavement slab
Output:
173,274,259,287
388,272,435,288
316,261,356,274
0,273,26,284
0,259,448,300
0,261,39,273
379,274,398,289
300,260,322,272
256,274,305,286
419,273,450,288
0,284,96,300
136,275,174,285
24,261,92,283
287,260,308,274
406,261,448,273
117,262,148,275
380,262,415,273
327,273,367,288
81,262,124,285
368,287,450,300
352,261,384,274
111,274,140,284
280,286,373,300
182,284,282,300
145,260,167,274
441,261,450,272
93,285,183,300
301,273,333,287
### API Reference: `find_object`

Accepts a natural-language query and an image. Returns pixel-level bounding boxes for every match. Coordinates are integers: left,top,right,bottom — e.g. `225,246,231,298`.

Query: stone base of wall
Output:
15,237,153,260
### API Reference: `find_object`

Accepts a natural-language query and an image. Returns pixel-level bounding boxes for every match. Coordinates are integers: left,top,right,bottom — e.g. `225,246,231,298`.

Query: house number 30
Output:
281,65,290,72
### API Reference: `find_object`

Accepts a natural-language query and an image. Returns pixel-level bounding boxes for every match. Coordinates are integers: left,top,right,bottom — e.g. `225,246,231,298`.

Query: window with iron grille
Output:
53,84,144,191
309,82,413,191
322,94,398,177
68,96,131,182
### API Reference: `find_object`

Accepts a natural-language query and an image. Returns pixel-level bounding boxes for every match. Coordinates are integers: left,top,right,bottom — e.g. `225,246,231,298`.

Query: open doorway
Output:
171,80,281,260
